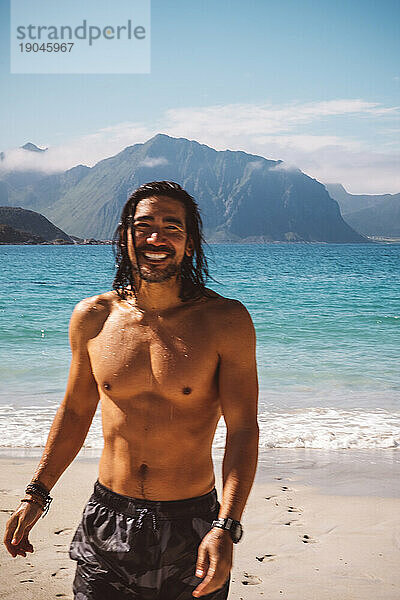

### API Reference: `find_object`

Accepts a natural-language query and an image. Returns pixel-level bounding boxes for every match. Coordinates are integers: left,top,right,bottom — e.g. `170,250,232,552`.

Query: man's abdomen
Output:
98,401,219,500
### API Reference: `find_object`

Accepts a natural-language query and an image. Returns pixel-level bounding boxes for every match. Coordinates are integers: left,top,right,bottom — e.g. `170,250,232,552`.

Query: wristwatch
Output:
211,517,243,543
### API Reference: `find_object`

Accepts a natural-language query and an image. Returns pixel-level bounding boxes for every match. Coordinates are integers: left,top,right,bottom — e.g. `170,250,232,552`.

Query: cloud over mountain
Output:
1,99,398,194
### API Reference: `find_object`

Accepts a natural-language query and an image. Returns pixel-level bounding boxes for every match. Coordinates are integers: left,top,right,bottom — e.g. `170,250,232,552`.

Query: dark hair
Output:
113,181,211,301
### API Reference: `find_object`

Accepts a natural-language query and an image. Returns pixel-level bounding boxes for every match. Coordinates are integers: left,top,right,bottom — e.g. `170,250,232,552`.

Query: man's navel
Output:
139,463,149,478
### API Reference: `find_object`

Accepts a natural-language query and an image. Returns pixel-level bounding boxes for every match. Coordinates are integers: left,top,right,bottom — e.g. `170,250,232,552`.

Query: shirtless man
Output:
4,181,259,599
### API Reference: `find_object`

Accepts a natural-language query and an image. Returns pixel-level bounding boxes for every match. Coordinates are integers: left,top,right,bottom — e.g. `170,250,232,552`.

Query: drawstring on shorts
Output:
135,507,158,531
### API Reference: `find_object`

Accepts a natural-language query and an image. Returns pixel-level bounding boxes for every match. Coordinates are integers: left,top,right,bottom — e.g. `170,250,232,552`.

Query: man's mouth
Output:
140,250,173,262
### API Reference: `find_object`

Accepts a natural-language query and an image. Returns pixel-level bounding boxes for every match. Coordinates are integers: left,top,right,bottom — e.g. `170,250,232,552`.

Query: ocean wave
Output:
1,405,399,450
214,407,400,450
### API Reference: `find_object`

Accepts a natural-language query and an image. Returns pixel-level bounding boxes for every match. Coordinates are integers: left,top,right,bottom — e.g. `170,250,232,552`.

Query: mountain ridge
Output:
326,183,400,237
0,134,365,243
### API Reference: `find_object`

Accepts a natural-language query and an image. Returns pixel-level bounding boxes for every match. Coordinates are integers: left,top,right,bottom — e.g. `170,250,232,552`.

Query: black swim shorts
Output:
69,480,230,599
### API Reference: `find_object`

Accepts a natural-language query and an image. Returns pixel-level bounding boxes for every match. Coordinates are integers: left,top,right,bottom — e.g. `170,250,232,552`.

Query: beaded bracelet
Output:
41,495,53,517
26,483,49,500
27,480,49,492
25,491,46,506
25,482,53,517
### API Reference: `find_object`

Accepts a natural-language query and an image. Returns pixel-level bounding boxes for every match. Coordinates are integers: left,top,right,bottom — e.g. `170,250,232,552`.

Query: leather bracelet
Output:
23,495,53,517
25,482,53,517
21,497,45,511
26,491,46,505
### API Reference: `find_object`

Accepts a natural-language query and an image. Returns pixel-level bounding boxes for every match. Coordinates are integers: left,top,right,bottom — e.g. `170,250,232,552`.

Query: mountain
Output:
0,134,365,242
21,142,48,153
326,183,400,237
325,183,398,215
0,164,91,214
342,196,400,237
0,223,47,244
0,206,73,242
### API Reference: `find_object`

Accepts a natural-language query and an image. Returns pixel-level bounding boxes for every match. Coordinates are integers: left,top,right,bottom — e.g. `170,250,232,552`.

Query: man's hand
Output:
192,527,233,598
3,501,43,558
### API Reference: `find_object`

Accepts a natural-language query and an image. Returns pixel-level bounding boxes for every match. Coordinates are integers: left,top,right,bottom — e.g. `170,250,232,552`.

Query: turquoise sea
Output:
0,243,399,451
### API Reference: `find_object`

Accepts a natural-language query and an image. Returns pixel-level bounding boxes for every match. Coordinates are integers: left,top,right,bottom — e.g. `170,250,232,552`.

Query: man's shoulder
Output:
199,292,255,354
73,290,115,317
201,289,254,330
70,291,115,339
202,288,247,311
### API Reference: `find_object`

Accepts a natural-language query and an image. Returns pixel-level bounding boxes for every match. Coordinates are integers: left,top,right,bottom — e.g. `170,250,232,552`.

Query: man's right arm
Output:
3,297,104,557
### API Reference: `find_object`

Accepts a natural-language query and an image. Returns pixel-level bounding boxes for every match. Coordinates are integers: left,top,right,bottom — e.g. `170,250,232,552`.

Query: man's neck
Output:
130,277,183,313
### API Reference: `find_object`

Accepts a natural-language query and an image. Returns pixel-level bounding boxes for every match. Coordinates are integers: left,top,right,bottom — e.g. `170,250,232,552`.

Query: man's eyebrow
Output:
133,215,185,226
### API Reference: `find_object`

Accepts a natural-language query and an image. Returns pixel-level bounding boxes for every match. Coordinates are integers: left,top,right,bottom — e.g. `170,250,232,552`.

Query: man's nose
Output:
146,230,165,245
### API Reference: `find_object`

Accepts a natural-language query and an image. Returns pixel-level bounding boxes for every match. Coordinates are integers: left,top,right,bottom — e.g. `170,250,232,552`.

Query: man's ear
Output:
185,236,194,257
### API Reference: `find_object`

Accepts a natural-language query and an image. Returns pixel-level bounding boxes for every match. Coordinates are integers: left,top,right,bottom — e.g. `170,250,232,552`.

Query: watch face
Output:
231,522,243,543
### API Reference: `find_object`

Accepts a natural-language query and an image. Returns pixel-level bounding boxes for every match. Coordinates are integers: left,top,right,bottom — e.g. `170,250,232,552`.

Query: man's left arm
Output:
193,301,259,598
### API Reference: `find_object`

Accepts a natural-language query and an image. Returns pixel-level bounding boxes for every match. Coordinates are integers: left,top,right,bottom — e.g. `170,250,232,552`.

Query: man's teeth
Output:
144,252,168,260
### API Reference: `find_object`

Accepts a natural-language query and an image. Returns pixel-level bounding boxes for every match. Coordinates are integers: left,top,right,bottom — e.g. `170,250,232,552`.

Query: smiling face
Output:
128,195,193,283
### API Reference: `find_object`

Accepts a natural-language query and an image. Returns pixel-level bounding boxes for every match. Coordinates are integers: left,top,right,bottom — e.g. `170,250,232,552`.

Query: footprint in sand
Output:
301,534,316,544
288,506,303,514
54,528,73,535
51,567,68,577
242,573,263,585
256,554,276,562
0,508,14,514
264,496,277,500
20,579,34,583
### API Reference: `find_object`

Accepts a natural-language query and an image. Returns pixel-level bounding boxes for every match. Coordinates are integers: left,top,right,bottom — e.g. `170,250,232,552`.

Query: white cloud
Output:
163,99,399,140
139,157,169,168
248,160,264,170
255,134,363,153
1,99,399,194
0,123,153,173
271,161,300,173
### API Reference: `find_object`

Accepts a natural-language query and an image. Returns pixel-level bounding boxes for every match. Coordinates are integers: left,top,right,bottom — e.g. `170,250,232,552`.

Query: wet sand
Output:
0,450,399,599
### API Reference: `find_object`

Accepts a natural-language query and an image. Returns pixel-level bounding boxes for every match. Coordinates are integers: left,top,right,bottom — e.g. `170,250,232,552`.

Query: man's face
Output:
127,195,193,283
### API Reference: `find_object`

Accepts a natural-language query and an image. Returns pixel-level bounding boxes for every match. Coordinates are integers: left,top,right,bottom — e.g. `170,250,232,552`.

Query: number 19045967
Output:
19,43,74,52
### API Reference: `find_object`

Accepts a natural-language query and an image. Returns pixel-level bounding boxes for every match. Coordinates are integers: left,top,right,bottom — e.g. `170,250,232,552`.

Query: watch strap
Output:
212,517,243,543
212,517,236,530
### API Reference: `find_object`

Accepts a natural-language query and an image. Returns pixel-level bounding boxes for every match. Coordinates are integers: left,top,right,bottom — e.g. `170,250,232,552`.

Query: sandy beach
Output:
1,450,399,600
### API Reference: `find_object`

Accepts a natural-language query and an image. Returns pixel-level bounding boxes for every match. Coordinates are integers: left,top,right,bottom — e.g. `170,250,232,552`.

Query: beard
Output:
132,245,181,283
134,261,180,283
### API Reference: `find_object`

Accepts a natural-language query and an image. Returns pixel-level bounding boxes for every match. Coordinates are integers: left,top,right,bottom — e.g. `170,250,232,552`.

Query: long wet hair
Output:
113,181,211,301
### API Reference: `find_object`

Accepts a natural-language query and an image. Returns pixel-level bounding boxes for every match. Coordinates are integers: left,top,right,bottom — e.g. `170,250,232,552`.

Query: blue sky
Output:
1,0,399,193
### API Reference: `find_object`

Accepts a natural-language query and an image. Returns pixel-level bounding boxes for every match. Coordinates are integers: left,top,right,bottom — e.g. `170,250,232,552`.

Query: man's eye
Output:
134,222,150,228
166,225,184,232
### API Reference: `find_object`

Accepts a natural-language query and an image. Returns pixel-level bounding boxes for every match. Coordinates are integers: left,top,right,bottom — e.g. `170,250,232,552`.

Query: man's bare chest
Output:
88,310,219,402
